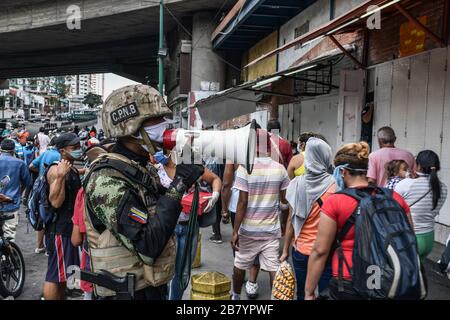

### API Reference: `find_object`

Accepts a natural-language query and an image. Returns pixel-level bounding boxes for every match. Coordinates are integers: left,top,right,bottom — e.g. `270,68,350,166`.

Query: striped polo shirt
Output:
395,173,448,234
234,157,290,240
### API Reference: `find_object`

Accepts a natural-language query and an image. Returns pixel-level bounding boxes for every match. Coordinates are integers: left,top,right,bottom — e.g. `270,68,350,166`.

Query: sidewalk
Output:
13,208,450,300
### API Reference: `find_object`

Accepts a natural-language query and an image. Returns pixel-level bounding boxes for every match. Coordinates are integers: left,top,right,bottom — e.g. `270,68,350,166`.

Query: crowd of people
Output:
0,84,449,301
0,123,107,299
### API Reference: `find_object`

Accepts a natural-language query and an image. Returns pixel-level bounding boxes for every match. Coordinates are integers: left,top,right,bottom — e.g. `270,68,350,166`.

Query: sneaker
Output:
209,234,223,244
231,292,240,300
245,281,259,299
35,247,46,254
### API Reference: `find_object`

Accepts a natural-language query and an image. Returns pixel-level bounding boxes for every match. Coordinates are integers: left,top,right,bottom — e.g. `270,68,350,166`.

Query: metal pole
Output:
159,0,165,95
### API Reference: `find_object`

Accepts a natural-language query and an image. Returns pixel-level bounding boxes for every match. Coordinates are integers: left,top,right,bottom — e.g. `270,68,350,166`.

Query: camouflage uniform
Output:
83,85,203,300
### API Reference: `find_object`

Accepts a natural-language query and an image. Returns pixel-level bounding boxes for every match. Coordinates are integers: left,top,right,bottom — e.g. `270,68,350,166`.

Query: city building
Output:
163,0,450,244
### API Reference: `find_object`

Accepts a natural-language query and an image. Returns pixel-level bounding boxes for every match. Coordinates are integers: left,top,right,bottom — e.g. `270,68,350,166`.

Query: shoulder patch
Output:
110,102,140,125
128,206,148,224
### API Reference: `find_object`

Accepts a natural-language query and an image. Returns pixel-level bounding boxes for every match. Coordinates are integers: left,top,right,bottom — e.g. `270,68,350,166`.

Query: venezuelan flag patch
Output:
128,207,148,224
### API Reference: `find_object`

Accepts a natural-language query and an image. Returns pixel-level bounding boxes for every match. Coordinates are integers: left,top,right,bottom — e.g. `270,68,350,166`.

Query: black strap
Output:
178,183,199,292
409,189,432,208
317,197,323,207
84,158,154,193
334,188,365,292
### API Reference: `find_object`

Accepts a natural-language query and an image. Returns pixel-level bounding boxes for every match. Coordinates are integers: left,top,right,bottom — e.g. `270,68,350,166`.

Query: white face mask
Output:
138,120,170,144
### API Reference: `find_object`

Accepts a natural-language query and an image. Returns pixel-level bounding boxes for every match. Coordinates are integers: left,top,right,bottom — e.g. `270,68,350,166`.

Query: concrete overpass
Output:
0,0,230,83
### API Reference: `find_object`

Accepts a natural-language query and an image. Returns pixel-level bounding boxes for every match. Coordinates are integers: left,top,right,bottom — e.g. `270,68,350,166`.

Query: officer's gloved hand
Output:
170,164,204,193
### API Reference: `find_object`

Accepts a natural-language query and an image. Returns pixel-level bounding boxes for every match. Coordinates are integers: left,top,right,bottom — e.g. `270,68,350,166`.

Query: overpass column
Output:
191,12,226,92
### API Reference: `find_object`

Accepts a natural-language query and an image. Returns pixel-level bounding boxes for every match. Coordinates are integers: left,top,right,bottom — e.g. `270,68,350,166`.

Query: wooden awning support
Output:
394,3,446,48
328,35,366,69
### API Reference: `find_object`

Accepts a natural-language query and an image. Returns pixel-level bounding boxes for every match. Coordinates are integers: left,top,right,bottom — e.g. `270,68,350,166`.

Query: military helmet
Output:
102,84,172,138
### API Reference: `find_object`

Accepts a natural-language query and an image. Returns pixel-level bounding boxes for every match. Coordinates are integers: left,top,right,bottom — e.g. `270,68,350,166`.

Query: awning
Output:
195,82,263,127
195,47,348,126
245,0,422,68
212,0,317,51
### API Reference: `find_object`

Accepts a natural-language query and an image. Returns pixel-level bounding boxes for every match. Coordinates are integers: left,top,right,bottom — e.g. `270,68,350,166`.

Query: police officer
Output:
83,85,204,300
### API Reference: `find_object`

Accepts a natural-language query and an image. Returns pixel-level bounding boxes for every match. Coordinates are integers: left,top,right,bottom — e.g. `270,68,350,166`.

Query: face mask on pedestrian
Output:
333,164,349,191
154,150,169,165
64,147,82,160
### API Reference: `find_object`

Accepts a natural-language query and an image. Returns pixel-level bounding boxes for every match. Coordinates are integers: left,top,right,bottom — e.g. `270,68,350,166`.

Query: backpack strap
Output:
316,197,324,208
43,162,62,226
333,187,374,292
335,211,356,292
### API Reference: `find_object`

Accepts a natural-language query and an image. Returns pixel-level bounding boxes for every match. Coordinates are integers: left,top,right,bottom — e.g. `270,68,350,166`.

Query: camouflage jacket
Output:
84,164,183,264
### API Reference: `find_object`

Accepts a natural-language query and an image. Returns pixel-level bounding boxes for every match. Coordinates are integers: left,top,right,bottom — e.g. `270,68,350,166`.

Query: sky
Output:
103,73,139,99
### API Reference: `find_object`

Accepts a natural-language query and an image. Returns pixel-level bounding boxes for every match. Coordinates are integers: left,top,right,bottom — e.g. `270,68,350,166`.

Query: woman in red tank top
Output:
304,142,411,300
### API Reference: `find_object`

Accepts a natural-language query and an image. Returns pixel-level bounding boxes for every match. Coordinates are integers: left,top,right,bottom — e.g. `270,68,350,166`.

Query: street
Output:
12,206,450,300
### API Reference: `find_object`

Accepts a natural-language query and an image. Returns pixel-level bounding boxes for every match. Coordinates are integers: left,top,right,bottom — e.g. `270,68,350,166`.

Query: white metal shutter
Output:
405,53,430,156
278,105,290,139
439,46,450,227
425,48,447,156
389,57,410,150
373,61,393,149
337,69,366,148
300,94,339,152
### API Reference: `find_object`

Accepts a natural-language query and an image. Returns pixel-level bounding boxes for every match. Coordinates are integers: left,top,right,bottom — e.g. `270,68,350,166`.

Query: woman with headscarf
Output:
281,137,336,300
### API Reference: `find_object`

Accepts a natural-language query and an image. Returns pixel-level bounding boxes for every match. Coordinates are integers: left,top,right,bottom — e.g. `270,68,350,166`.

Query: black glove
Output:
170,164,204,193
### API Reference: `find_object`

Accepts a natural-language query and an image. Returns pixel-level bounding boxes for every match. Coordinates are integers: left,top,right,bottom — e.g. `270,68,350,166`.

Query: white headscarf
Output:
286,137,335,238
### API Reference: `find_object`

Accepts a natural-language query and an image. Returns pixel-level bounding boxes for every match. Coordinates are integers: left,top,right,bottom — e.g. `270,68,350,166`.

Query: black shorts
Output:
45,234,80,283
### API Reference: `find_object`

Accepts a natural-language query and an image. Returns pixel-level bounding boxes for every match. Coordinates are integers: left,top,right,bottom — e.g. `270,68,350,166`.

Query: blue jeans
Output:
292,248,332,300
169,222,199,300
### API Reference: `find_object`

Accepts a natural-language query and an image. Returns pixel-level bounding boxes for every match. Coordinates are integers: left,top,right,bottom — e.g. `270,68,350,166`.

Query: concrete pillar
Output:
191,12,226,92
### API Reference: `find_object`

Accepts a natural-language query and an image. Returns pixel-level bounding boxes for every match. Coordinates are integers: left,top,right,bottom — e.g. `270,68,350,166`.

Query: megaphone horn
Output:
163,120,257,174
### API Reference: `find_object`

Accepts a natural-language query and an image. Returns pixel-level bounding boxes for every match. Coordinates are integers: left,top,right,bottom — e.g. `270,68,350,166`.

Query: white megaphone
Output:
163,120,257,174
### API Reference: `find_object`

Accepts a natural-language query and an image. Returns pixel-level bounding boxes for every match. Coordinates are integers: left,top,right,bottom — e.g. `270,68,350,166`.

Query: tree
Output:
55,83,70,99
83,92,103,108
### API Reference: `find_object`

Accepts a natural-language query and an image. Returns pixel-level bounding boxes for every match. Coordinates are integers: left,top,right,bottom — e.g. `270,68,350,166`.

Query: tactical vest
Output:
84,153,176,297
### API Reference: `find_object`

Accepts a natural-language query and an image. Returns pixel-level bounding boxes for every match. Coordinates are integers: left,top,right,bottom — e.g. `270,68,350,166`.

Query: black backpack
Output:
26,164,57,231
335,187,427,300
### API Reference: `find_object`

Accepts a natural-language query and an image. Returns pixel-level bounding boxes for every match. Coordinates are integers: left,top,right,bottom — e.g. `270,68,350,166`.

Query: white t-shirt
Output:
395,174,448,234
38,132,51,155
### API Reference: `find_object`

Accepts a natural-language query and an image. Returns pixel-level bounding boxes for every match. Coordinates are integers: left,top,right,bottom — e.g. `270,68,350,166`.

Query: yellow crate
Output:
191,272,231,295
191,290,230,300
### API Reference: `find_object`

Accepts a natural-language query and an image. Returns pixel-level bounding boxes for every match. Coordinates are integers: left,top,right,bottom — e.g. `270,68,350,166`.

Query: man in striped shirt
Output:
231,130,290,300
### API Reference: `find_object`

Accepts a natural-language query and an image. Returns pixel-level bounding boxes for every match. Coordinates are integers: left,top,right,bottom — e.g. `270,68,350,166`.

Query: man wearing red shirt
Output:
267,120,293,168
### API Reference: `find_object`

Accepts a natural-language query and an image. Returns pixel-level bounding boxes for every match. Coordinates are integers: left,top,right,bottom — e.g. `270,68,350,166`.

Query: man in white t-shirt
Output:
37,127,51,155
